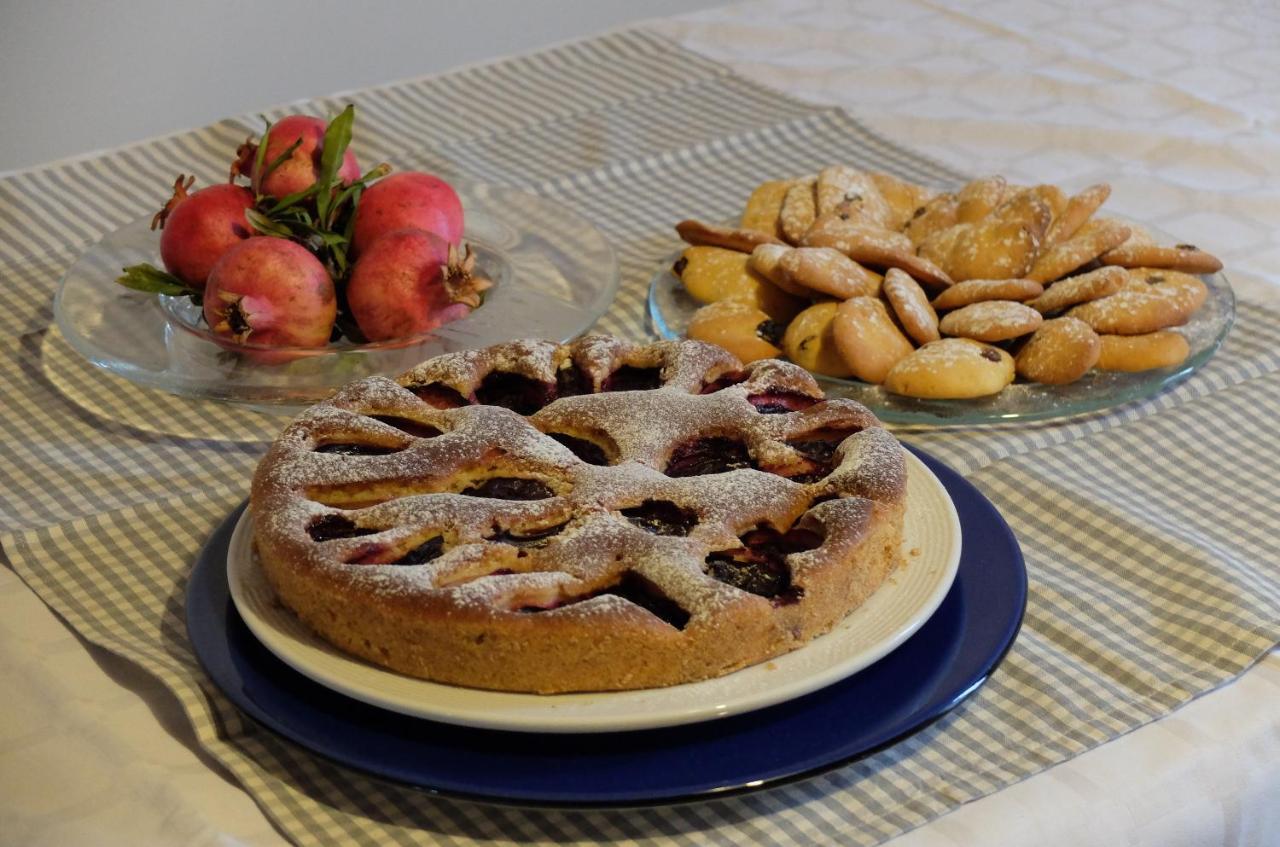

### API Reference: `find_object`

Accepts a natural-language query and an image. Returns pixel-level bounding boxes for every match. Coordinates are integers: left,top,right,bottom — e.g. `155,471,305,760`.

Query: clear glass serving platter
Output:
54,181,619,409
648,254,1234,426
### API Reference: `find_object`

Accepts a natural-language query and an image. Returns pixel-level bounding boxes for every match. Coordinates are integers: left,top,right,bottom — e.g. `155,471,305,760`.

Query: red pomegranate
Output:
203,237,336,355
152,176,255,289
351,172,464,255
346,228,490,341
240,115,361,200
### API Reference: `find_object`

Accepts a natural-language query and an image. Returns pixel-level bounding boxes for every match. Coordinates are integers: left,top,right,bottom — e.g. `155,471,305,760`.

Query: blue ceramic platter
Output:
186,445,1026,807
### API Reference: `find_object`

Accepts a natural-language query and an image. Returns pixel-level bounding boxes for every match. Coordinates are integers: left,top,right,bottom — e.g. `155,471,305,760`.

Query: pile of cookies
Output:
673,169,1222,399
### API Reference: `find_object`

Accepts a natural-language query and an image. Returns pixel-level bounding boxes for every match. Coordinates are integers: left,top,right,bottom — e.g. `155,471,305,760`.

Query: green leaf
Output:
116,263,197,296
252,115,273,186
342,186,363,242
259,137,303,188
315,105,355,222
267,182,322,214
245,208,294,238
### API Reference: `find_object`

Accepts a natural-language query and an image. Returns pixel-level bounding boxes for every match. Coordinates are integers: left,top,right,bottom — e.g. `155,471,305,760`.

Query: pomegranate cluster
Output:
117,106,489,359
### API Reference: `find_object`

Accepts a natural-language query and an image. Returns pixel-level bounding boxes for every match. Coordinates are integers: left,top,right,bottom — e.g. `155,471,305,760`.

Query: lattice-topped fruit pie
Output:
251,336,906,693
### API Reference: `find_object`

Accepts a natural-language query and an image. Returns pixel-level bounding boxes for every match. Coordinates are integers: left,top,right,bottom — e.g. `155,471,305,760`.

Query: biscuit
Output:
1014,317,1101,385
904,193,959,247
1028,217,1131,283
1096,331,1190,372
882,268,940,345
802,215,953,290
748,243,807,296
687,300,784,364
939,300,1043,342
1123,268,1209,313
919,191,1052,281
1099,224,1223,274
1044,183,1110,247
778,246,882,299
1023,184,1067,220
884,338,1014,399
1026,266,1127,315
674,246,803,321
956,176,1009,224
870,171,938,231
1066,288,1191,334
675,219,784,253
782,301,853,377
816,165,893,227
742,179,798,237
832,296,915,384
780,180,818,244
930,277,1044,311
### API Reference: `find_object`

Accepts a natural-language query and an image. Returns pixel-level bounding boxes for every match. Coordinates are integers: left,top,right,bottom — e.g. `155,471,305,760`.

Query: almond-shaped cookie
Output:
1014,317,1101,384
1123,268,1209,313
884,338,1014,399
802,216,953,290
778,246,882,299
782,301,853,377
904,193,959,247
676,219,784,253
1027,217,1131,283
687,300,783,364
1066,288,1191,335
1096,331,1190,371
939,300,1043,342
816,165,893,228
780,180,818,244
1043,183,1110,247
674,246,804,321
832,296,915,384
742,179,800,237
882,268,940,345
1098,224,1222,274
1026,266,1126,315
931,277,1044,311
870,171,938,231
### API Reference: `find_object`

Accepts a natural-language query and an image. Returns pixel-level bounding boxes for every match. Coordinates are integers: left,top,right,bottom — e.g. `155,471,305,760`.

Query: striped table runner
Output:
2,30,1277,846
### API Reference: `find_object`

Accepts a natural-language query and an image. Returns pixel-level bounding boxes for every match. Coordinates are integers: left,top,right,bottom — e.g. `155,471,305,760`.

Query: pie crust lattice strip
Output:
251,336,907,693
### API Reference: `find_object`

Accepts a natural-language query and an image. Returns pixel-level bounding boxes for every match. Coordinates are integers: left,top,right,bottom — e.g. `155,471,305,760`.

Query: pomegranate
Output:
203,237,336,355
346,228,490,341
152,176,254,289
351,172,464,255
238,115,360,200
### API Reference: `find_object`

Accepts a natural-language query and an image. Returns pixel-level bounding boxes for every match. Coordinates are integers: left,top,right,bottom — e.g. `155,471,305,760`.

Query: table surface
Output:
2,1,1278,845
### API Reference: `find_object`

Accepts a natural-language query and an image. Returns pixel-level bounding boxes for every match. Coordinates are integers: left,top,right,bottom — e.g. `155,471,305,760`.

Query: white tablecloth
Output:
3,1,1278,844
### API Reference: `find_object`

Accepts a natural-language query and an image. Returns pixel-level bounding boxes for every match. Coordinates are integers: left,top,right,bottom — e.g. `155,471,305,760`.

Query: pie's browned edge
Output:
251,337,906,693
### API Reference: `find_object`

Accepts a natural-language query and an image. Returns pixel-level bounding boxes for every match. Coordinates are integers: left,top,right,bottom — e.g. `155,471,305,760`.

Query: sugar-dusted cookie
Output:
778,246,882,299
780,180,818,244
802,215,953,290
1023,184,1067,220
870,171,938,231
1123,267,1209,313
919,191,1052,281
882,268,940,345
930,277,1044,311
676,219,784,253
1066,288,1191,334
1044,183,1110,247
832,296,915,384
687,300,783,364
904,193,959,247
1026,266,1126,315
747,243,806,296
674,246,803,321
782,301,853,377
1014,316,1101,384
955,176,1009,224
742,179,799,238
1028,217,1131,283
816,165,893,227
1096,331,1190,371
939,300,1043,342
884,338,1014,399
1098,224,1223,274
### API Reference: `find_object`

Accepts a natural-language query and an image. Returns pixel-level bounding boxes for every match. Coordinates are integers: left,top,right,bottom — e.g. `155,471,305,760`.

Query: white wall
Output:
0,0,722,172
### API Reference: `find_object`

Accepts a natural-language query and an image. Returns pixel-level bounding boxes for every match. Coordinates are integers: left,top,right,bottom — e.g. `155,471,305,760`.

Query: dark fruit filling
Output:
755,319,786,346
555,364,590,398
547,432,610,465
488,521,568,548
704,526,822,604
314,442,401,456
408,383,471,409
459,477,555,500
393,535,445,564
602,365,662,392
665,437,755,477
784,428,858,481
369,415,442,438
308,514,379,542
620,499,698,536
748,392,819,414
699,371,747,394
476,371,555,415
519,571,690,630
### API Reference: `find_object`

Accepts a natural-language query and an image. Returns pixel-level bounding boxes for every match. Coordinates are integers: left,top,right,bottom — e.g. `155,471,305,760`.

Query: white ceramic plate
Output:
227,450,961,733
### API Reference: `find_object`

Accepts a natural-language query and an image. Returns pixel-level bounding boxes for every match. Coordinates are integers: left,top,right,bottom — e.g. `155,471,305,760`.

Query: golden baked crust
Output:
251,336,906,693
